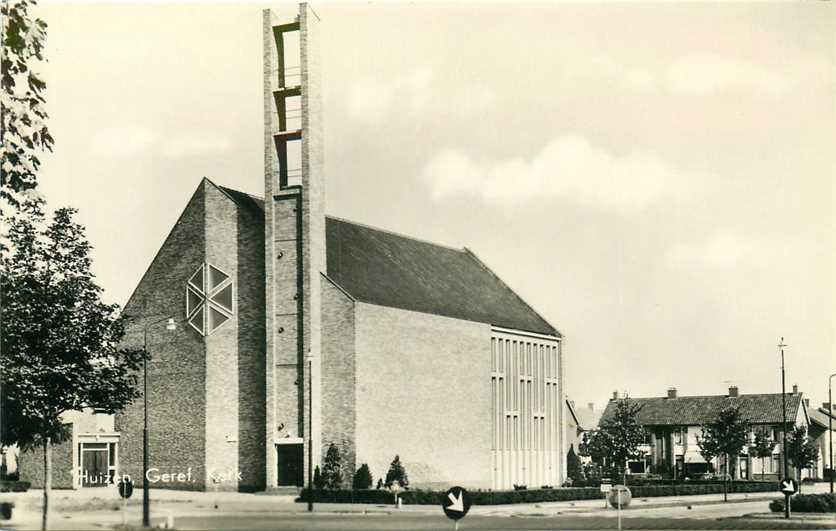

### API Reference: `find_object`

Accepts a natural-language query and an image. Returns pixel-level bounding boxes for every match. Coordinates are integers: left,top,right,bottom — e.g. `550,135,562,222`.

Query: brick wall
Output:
204,185,241,491
18,428,74,489
320,276,356,486
115,183,208,491
354,303,492,489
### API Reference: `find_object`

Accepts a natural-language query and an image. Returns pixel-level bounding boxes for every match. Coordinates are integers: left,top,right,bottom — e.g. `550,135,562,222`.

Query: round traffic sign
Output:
779,478,798,496
442,486,472,521
117,477,134,499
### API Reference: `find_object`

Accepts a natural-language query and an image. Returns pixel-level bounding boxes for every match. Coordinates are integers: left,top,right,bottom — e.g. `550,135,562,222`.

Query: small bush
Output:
352,464,373,490
385,455,408,488
769,493,836,513
312,466,324,490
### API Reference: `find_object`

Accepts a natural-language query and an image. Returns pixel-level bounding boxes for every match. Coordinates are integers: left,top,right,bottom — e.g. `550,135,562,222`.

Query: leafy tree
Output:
0,200,144,530
385,455,408,488
312,465,324,490
596,399,646,483
321,443,343,489
749,428,776,481
567,444,582,481
1,0,54,214
579,430,607,465
697,405,750,502
352,463,373,490
786,425,818,492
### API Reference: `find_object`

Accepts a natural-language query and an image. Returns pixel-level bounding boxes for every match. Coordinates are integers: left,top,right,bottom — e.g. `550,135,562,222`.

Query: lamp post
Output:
828,372,835,494
307,353,314,512
142,316,177,528
778,337,789,519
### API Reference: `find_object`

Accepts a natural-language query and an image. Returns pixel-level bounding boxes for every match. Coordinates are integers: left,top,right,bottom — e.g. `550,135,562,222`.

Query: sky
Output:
33,1,835,410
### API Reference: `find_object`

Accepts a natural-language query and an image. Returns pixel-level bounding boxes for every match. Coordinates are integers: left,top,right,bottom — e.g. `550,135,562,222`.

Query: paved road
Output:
159,513,835,530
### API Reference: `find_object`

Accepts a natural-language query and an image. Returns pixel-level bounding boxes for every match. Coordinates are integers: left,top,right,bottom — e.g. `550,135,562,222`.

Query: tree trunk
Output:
761,457,765,481
723,454,728,502
42,436,51,531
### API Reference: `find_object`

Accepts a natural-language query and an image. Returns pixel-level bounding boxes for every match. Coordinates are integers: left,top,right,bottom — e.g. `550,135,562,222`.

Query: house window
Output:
186,263,234,336
674,428,684,445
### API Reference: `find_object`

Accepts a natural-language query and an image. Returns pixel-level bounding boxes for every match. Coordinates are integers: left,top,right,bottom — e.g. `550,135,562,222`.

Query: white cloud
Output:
421,135,718,213
161,131,231,158
89,126,160,158
346,67,496,123
666,232,821,271
665,54,792,97
347,68,433,123
88,126,230,159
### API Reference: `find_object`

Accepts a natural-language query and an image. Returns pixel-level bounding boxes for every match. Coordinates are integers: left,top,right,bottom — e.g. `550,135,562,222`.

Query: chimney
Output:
804,398,810,408
728,386,739,398
667,387,677,399
612,391,618,400
588,402,594,411
792,384,798,394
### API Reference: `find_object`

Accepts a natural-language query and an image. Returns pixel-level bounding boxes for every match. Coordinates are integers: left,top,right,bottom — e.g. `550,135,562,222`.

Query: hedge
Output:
0,481,30,493
299,481,778,506
769,493,836,513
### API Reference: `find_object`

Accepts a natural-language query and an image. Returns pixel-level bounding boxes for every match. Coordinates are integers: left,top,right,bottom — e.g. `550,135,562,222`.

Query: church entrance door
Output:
277,443,304,487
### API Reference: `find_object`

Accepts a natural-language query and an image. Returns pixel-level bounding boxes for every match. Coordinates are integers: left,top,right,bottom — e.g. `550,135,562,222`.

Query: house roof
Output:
216,183,559,336
809,407,835,430
566,399,602,431
599,393,804,427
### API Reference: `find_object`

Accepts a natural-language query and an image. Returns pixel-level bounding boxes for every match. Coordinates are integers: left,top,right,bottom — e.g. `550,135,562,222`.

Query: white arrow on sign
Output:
447,490,464,512
781,481,795,494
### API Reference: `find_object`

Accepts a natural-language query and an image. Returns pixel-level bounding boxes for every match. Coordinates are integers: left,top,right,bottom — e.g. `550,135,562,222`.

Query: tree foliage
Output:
697,405,749,501
567,444,583,481
385,455,408,488
352,463,373,490
322,443,343,489
1,200,145,449
595,399,646,482
1,0,54,212
1,200,144,530
749,428,776,481
786,425,818,486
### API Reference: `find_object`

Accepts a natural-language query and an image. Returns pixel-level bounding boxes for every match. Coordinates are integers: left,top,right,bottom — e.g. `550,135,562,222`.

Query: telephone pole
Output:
778,337,789,519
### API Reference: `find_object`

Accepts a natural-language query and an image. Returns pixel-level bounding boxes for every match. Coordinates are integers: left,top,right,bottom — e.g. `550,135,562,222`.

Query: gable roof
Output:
326,217,559,336
213,183,559,336
599,392,804,427
809,407,835,430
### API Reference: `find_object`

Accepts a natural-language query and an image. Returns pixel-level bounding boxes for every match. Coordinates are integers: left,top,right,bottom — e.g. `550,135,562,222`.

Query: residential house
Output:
599,386,815,481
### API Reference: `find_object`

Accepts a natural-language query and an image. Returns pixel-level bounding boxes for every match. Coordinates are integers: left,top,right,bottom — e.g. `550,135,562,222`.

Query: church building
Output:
115,4,566,492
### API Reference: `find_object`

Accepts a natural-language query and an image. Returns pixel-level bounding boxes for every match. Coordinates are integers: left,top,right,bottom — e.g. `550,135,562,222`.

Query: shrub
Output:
322,444,343,489
352,464,373,490
567,446,582,480
769,493,836,513
385,455,408,488
313,466,324,490
298,481,779,506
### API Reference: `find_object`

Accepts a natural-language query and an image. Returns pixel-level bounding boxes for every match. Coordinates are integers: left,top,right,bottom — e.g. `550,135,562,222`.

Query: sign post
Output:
117,476,134,527
442,486,472,530
600,479,612,509
780,478,798,518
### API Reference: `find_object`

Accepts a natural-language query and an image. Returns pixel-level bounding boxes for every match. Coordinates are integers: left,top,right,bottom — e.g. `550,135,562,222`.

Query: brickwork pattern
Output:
18,431,74,489
115,183,208,491
354,303,493,489
320,276,356,486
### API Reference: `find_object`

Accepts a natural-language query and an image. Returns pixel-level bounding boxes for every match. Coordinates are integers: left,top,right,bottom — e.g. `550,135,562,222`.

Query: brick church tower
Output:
262,4,324,488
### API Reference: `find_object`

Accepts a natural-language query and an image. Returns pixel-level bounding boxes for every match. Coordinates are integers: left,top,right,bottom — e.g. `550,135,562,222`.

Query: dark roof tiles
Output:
599,393,804,427
215,182,559,336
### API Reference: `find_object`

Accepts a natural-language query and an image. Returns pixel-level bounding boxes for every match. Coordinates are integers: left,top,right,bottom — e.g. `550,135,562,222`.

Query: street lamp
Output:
828,372,836,494
778,337,789,519
142,316,177,528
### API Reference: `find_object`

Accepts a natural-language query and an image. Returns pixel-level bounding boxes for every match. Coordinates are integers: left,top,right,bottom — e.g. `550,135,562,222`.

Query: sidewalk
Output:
2,482,830,528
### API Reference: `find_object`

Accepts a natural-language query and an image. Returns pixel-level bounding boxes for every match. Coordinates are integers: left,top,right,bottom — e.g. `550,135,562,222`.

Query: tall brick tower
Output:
263,3,324,488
